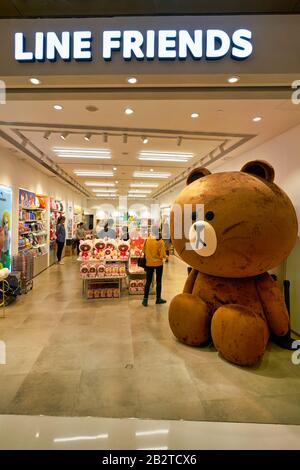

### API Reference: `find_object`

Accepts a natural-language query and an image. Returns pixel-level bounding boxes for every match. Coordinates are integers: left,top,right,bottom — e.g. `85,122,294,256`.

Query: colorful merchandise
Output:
0,186,12,270
79,240,93,260
118,240,130,260
94,239,106,259
169,161,298,367
130,236,145,257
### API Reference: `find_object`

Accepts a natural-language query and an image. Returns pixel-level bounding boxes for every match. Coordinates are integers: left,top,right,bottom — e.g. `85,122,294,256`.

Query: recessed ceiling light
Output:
228,76,240,84
191,113,199,119
74,170,114,177
142,137,149,144
125,108,134,115
29,77,41,85
134,171,170,179
139,151,193,162
84,181,115,187
113,167,117,171
128,189,152,194
253,116,262,122
115,180,119,184
92,189,118,193
53,147,111,159
128,77,137,84
84,133,92,142
54,105,63,111
130,182,159,188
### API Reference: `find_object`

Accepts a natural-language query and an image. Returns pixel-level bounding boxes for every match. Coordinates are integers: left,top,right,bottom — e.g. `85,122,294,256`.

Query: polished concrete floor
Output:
0,255,299,424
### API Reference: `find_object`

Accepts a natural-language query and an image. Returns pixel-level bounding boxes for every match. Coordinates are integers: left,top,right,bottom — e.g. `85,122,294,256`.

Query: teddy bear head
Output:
171,160,298,278
79,240,93,253
94,239,105,251
118,240,130,254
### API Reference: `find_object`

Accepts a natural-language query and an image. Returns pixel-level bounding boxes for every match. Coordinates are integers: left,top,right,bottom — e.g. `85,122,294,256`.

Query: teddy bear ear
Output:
186,167,211,185
241,160,275,182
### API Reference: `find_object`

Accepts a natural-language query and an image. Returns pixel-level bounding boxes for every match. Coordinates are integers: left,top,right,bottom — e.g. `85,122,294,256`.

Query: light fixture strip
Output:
92,189,118,193
53,148,111,155
85,182,115,187
130,183,159,188
139,152,193,158
139,157,188,162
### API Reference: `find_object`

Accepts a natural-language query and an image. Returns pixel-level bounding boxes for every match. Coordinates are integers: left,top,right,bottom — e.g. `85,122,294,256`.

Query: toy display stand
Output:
79,255,129,300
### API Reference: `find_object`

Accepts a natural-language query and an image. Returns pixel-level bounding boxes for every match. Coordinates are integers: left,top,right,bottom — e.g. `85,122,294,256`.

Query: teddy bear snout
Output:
188,221,218,257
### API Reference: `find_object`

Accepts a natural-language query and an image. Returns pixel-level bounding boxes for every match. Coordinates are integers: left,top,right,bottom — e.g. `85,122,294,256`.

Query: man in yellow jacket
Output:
142,226,167,307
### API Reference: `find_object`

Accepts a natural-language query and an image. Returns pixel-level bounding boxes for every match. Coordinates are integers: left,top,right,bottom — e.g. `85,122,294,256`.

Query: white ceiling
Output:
1,97,300,200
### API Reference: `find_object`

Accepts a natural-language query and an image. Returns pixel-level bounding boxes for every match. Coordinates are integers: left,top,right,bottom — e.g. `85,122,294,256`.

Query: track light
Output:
123,134,128,144
103,133,108,143
44,131,51,140
84,133,92,142
177,136,182,146
60,132,69,141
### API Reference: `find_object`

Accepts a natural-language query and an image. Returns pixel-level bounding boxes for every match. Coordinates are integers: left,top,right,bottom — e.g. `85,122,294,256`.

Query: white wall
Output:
0,148,87,255
159,123,300,334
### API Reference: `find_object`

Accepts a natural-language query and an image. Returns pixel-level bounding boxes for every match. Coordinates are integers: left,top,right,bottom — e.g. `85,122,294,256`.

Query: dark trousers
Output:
144,265,163,300
76,239,80,255
57,241,65,262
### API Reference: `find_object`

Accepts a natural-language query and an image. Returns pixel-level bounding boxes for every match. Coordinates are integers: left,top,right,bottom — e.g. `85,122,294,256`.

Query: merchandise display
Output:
18,190,48,257
169,160,298,367
0,185,12,270
79,238,130,261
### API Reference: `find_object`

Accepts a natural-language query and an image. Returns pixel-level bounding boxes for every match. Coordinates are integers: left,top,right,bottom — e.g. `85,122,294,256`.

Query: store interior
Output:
0,78,300,424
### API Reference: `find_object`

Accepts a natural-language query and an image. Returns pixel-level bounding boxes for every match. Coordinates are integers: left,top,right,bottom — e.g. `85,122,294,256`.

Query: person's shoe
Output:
142,298,148,307
156,298,167,304
58,261,65,265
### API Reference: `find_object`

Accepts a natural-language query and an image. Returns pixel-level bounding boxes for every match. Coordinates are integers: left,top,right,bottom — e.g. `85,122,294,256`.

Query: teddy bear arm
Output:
183,268,198,294
255,273,289,336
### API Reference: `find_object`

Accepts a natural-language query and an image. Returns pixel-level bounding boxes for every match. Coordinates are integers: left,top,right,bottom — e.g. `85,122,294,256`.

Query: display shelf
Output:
20,207,46,212
77,257,129,263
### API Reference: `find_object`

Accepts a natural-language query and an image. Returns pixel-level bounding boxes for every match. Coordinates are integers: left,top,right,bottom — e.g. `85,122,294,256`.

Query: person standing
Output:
142,226,167,307
56,216,66,265
75,222,86,255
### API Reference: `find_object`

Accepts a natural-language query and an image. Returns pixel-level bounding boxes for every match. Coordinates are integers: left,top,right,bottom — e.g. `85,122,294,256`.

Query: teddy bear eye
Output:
205,211,215,221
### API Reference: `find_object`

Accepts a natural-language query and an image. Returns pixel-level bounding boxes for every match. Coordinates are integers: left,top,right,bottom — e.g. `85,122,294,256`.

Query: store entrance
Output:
1,86,300,424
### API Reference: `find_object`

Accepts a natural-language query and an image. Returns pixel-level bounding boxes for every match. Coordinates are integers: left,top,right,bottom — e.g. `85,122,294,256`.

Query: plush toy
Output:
97,264,105,277
79,240,93,260
104,239,116,259
80,263,89,278
89,264,97,278
94,240,105,260
169,160,298,366
118,240,130,260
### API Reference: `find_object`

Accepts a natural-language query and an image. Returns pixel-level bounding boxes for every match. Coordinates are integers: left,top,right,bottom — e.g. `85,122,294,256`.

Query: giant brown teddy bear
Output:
169,160,298,366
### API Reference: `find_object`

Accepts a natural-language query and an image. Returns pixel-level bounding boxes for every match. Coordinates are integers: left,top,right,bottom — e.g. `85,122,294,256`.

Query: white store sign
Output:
14,29,253,62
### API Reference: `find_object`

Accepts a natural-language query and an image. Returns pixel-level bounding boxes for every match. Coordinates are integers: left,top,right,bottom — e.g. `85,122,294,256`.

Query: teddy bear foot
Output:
169,293,211,346
211,304,269,366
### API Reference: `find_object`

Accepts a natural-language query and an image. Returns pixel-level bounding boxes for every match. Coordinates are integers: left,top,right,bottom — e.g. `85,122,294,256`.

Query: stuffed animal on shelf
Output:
79,240,93,260
94,239,106,260
118,240,130,260
89,264,97,278
80,263,89,278
169,160,298,367
104,239,116,260
97,264,105,277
